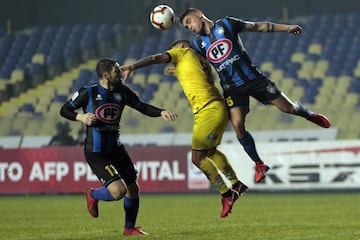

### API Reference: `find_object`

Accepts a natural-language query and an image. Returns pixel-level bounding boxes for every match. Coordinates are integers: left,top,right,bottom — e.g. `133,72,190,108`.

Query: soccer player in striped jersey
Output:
180,8,331,183
60,58,177,236
120,40,248,218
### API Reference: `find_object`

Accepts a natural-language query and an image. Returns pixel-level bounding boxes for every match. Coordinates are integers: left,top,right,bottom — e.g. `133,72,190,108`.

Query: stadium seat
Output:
0,13,359,138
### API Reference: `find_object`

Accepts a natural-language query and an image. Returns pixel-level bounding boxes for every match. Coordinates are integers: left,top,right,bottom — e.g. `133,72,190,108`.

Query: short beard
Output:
199,21,207,35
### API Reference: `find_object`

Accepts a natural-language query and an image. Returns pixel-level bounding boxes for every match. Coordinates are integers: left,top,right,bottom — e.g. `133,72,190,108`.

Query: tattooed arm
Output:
120,53,171,81
244,20,302,35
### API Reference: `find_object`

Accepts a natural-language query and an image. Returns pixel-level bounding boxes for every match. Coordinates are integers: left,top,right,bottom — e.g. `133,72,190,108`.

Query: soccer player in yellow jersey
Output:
120,40,247,218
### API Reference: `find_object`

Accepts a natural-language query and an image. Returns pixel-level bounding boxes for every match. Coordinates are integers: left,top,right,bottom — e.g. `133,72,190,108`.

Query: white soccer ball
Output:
149,5,175,30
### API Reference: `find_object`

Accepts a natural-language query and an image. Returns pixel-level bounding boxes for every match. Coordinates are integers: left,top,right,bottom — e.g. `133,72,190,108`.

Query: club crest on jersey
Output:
95,103,121,123
216,26,225,35
95,94,103,101
113,93,122,102
206,39,232,63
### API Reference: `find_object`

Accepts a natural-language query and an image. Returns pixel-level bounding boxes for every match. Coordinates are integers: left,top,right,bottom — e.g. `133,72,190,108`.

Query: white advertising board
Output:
219,140,360,190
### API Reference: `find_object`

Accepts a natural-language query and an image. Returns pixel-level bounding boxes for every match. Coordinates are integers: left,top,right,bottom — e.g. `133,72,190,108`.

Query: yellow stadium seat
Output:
132,73,146,87
158,81,171,92
315,60,329,72
10,69,24,82
289,86,304,100
354,68,360,77
308,43,322,55
147,73,162,84
171,81,183,94
297,70,312,80
260,61,274,72
279,77,294,92
291,52,305,63
301,61,315,71
0,80,7,91
31,53,45,64
270,69,284,82
34,102,49,114
342,94,359,109
322,76,336,88
312,69,326,79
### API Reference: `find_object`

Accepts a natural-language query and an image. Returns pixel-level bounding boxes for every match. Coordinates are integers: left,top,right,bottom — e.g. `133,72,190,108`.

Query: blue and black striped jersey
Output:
192,17,261,90
63,83,162,153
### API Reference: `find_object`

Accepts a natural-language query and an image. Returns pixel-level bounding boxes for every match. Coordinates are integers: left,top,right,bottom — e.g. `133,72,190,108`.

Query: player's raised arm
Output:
120,53,171,82
244,20,303,35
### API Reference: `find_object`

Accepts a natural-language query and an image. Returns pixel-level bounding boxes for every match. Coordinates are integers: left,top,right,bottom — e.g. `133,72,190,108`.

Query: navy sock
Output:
90,187,114,201
238,131,261,162
124,196,139,229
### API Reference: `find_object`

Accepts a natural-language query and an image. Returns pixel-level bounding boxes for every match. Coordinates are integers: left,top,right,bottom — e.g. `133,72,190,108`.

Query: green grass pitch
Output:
1,192,359,240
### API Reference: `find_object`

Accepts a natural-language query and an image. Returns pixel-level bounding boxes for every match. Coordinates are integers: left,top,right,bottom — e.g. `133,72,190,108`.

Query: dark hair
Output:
171,39,191,48
179,8,200,24
96,58,117,78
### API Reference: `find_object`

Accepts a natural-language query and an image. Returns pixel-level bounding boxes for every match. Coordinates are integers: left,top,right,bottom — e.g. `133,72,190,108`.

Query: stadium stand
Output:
0,13,359,139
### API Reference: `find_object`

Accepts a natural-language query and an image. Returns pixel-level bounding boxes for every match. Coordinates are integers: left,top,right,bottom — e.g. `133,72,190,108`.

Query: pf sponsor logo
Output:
206,39,232,63
95,103,121,123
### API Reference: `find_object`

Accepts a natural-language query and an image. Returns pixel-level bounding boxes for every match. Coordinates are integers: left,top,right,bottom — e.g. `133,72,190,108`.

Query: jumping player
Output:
120,40,248,218
60,58,177,236
179,8,331,183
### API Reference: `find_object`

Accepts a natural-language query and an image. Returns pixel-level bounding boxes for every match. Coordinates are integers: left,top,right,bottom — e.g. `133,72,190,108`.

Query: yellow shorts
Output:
192,100,229,150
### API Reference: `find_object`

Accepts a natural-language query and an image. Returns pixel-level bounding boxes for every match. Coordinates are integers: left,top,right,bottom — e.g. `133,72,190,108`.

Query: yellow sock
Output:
198,157,229,194
211,150,239,186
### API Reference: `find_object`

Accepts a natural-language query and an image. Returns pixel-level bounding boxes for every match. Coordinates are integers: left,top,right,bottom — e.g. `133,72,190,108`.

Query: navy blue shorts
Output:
84,145,137,187
223,75,281,108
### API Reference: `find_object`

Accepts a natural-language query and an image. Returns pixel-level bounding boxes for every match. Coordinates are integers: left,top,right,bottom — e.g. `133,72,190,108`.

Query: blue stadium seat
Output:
19,103,35,113
53,94,68,103
80,23,98,50
97,23,112,42
113,52,125,64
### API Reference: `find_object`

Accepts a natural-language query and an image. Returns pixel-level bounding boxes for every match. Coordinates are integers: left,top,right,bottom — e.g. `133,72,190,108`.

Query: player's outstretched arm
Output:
120,53,171,82
245,21,302,35
160,110,178,122
119,65,134,82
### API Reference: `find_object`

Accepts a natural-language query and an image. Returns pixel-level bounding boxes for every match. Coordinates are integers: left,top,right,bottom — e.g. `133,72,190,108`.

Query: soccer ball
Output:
149,5,175,30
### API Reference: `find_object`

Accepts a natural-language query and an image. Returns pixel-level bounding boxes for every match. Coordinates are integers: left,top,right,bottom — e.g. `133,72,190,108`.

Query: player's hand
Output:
76,113,97,126
164,66,176,76
160,110,178,121
288,25,302,35
119,65,134,82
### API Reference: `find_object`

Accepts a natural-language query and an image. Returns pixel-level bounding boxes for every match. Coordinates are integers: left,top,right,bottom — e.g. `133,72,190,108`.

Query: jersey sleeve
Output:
69,86,89,109
166,48,187,64
60,87,88,121
227,16,247,33
122,85,163,117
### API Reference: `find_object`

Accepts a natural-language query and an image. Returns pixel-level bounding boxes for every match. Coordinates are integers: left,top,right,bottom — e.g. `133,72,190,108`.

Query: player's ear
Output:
102,72,109,80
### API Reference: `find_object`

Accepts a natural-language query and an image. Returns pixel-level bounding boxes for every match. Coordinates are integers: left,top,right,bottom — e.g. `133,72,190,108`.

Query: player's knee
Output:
108,182,127,200
111,188,127,200
192,158,201,167
191,150,207,166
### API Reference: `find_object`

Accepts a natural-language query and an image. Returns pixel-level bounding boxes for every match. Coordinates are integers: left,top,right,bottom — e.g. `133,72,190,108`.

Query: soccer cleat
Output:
296,101,331,128
85,187,99,218
255,163,270,183
308,112,331,128
123,227,149,236
220,189,239,218
233,181,248,195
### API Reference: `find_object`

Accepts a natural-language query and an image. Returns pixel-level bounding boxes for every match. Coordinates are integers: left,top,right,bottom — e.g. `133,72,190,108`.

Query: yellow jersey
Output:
166,47,223,113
